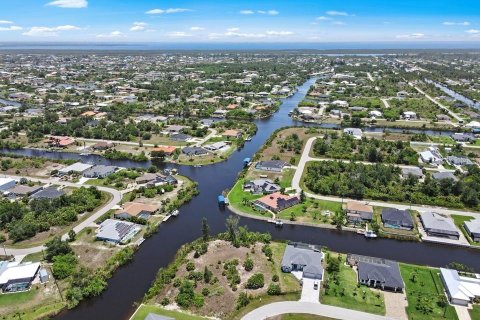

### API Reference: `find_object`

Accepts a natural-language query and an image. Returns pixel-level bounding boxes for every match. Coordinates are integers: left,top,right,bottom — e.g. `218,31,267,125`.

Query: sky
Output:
0,0,479,43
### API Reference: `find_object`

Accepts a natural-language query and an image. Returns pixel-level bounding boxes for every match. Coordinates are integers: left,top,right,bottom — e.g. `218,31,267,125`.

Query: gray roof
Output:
244,179,280,193
420,212,459,236
464,219,480,236
432,171,458,181
381,208,414,228
401,167,423,178
83,165,117,177
144,313,174,320
447,156,473,166
7,185,42,196
281,243,323,277
182,146,208,156
170,133,191,141
30,187,65,200
357,258,404,289
97,219,139,243
255,160,286,170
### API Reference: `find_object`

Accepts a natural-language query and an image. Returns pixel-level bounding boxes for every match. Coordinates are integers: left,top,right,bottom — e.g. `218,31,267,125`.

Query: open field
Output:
131,305,209,320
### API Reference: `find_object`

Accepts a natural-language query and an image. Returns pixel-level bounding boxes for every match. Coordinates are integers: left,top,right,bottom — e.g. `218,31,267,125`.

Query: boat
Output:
194,164,202,168
274,219,284,227
245,136,252,141
80,152,90,156
171,210,179,217
364,230,378,239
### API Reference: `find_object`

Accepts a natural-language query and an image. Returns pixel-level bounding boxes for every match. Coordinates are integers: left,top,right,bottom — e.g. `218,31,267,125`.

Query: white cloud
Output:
190,26,204,31
130,22,147,32
0,20,13,24
227,27,239,32
443,21,470,26
466,29,480,34
166,31,192,37
326,11,350,16
146,8,191,15
240,9,278,15
96,30,124,38
316,16,332,21
266,30,293,36
225,31,266,38
46,0,87,8
396,33,425,39
332,21,345,25
0,25,22,31
22,25,80,37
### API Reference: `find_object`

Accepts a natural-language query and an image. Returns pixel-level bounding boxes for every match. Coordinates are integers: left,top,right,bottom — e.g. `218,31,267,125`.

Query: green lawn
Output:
21,251,45,263
131,305,209,320
227,179,268,218
277,198,341,225
400,263,458,320
469,305,480,320
279,169,295,188
451,214,479,246
0,290,37,308
428,135,455,144
271,242,301,293
3,302,65,320
322,254,386,315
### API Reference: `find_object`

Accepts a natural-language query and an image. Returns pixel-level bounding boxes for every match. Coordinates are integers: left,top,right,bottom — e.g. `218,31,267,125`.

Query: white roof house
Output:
0,178,16,191
58,162,93,175
343,128,363,140
440,268,480,306
419,150,443,165
0,261,41,291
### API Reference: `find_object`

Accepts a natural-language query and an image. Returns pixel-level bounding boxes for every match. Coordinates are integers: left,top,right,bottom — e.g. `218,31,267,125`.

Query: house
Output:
447,156,473,166
440,268,480,306
255,160,286,172
203,141,228,152
96,219,141,244
45,136,75,148
253,192,300,213
419,148,443,165
114,202,159,220
0,178,16,191
343,128,363,140
401,167,424,179
369,110,383,118
30,186,65,200
222,129,242,139
182,146,208,156
436,114,451,122
464,218,480,242
347,254,404,292
58,162,93,175
83,165,117,178
419,212,460,239
135,172,158,185
381,208,414,230
170,133,192,142
345,201,373,224
164,125,186,134
452,133,476,143
432,171,458,181
281,242,323,280
92,141,114,150
0,261,41,292
151,146,177,156
5,185,42,197
402,111,417,120
397,91,409,98
243,179,281,194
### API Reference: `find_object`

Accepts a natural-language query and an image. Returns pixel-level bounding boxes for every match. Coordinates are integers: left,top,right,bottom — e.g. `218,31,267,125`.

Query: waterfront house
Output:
440,268,480,306
83,165,117,178
345,201,373,224
0,261,41,293
114,202,159,220
343,128,363,140
381,208,414,230
281,242,323,280
96,219,141,244
58,162,93,175
222,129,242,139
347,254,404,292
243,179,281,194
419,212,460,239
464,218,480,242
452,133,476,143
255,160,286,172
0,178,16,191
253,192,300,213
419,148,443,165
151,146,177,156
182,146,208,156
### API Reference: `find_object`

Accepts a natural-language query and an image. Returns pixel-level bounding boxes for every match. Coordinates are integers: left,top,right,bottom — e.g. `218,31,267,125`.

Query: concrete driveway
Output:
241,301,395,320
300,278,320,303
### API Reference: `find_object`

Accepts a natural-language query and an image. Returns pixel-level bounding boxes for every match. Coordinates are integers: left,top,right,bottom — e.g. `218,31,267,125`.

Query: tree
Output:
225,215,239,245
52,253,78,279
45,236,72,262
243,257,254,271
201,217,209,242
267,283,281,295
300,190,306,203
203,266,212,283
68,229,76,242
246,273,264,289
236,292,250,310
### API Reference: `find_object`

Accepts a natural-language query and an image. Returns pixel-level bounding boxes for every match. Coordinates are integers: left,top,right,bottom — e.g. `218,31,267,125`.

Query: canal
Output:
3,78,479,320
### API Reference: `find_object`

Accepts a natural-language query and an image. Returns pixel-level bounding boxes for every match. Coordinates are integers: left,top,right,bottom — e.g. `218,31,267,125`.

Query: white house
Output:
343,128,363,140
402,111,417,120
440,268,480,306
0,178,16,191
419,148,443,165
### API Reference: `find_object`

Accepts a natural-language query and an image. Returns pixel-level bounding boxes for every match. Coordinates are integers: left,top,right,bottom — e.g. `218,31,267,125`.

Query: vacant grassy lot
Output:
322,253,386,315
400,263,458,320
131,305,209,320
469,305,480,320
277,198,340,225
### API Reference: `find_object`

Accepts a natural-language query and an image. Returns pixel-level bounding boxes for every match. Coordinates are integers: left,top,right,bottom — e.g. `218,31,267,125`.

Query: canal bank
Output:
1,77,478,320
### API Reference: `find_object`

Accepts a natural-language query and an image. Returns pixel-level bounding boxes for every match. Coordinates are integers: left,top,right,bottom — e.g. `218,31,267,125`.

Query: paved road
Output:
367,72,374,82
3,175,122,257
241,301,394,320
292,137,480,218
381,98,391,109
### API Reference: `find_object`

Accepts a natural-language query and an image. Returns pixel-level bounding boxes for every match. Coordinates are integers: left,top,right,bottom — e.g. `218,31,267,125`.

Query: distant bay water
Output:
0,41,480,52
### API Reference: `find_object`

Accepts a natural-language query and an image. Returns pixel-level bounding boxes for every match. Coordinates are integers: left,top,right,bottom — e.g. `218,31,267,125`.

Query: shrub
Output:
243,257,254,271
186,261,195,271
246,273,264,289
272,274,279,282
236,292,250,309
267,283,281,295
202,287,210,296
